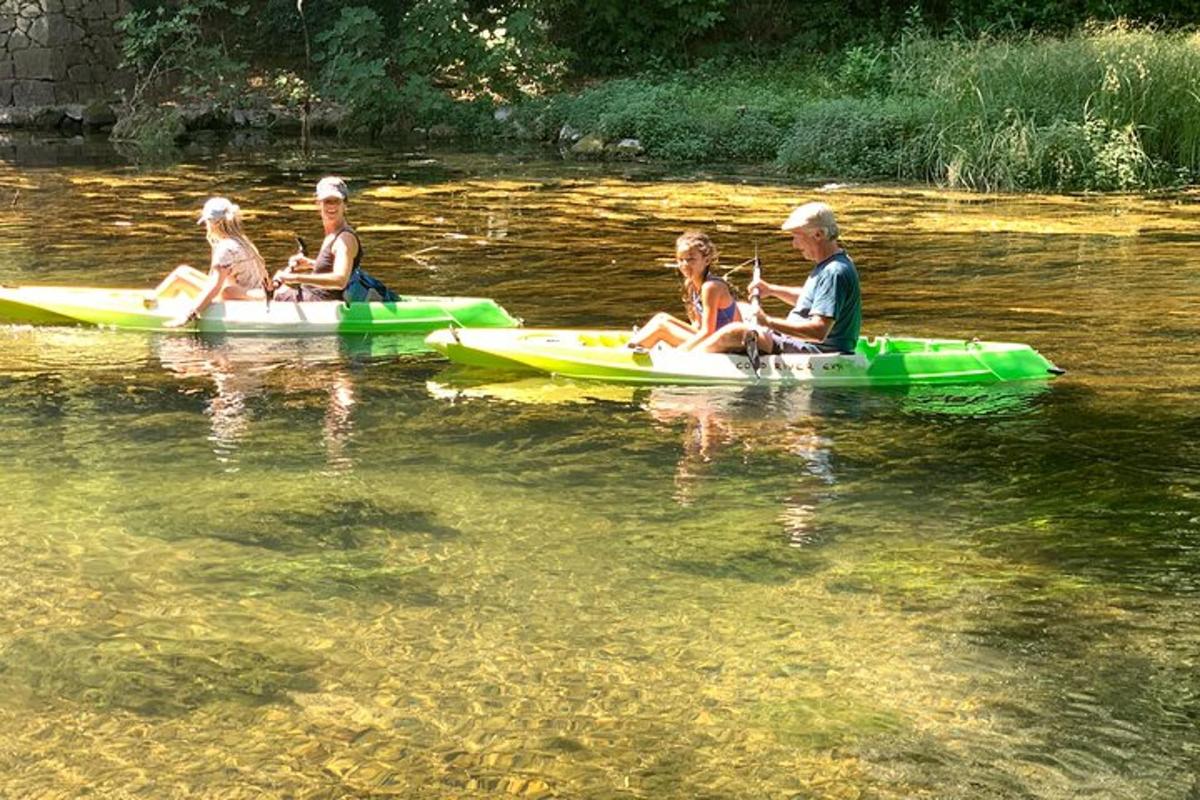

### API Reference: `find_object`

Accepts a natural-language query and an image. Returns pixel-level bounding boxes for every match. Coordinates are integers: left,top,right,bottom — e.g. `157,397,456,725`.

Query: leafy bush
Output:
116,0,249,112
312,6,404,135
396,0,567,99
777,97,936,180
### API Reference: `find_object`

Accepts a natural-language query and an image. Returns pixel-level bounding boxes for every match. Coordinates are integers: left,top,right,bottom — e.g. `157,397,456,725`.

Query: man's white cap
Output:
197,196,235,225
781,201,838,238
315,176,349,201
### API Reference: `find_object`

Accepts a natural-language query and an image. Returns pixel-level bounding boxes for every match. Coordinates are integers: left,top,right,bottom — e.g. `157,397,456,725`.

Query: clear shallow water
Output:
0,136,1198,798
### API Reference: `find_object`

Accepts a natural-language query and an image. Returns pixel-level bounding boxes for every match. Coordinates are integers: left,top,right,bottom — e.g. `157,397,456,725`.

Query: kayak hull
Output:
425,328,1062,387
0,285,520,334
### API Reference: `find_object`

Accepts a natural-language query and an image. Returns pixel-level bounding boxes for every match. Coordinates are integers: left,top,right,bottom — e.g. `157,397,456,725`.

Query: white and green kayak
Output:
425,327,1063,386
0,284,520,334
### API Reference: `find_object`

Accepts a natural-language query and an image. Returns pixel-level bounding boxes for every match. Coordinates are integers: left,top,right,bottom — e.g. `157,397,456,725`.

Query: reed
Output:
903,24,1200,189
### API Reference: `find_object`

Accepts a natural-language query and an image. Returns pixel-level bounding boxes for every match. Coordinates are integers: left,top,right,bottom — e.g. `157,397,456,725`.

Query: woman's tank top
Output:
303,224,363,302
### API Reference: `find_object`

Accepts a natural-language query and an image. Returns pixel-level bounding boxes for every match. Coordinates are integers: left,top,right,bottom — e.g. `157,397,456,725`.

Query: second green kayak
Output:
425,327,1063,386
0,284,520,334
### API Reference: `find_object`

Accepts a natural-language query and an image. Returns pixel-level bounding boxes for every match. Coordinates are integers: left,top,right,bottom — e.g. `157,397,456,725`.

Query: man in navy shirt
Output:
695,202,861,355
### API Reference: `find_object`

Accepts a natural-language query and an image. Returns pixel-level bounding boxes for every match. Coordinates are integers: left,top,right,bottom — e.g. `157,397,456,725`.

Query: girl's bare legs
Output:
691,321,774,354
150,265,209,304
628,312,696,349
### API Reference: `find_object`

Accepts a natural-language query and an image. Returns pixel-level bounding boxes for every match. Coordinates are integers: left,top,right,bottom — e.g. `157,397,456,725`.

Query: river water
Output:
0,136,1197,799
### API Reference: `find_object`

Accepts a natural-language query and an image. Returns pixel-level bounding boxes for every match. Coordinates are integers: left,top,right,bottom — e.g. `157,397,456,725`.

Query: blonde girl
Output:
159,197,271,328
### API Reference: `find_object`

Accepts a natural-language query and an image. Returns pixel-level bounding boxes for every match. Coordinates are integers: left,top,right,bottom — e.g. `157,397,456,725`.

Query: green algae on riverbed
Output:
0,142,1197,798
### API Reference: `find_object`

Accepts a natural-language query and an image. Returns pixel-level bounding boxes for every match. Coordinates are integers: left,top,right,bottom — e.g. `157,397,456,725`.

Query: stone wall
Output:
0,0,129,108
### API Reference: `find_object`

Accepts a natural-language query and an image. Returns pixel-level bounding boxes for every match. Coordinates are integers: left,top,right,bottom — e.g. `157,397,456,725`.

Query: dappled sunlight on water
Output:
0,138,1197,798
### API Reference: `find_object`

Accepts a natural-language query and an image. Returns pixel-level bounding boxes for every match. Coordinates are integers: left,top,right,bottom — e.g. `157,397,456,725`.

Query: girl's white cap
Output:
198,196,235,225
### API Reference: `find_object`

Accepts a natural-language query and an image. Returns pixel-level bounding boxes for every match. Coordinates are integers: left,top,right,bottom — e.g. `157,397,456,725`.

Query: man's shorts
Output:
768,331,844,355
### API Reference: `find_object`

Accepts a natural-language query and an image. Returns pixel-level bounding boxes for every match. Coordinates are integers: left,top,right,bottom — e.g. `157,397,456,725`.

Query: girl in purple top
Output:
628,231,741,351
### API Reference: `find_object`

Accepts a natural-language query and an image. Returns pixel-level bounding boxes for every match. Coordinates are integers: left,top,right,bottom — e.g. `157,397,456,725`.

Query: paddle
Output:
270,236,308,308
745,245,762,378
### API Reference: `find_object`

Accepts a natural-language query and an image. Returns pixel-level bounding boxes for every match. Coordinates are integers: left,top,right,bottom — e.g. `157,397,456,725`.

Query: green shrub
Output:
313,6,404,135
115,0,249,136
777,97,936,180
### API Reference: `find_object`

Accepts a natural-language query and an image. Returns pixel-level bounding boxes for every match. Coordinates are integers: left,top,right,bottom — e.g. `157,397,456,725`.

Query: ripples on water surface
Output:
0,136,1197,798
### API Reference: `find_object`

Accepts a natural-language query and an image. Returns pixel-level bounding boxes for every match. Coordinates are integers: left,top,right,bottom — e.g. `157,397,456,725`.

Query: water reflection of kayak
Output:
426,328,1063,387
0,284,519,334
426,373,641,406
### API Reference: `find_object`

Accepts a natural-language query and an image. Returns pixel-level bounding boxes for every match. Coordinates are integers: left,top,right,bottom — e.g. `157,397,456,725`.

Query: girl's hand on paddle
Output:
287,254,314,271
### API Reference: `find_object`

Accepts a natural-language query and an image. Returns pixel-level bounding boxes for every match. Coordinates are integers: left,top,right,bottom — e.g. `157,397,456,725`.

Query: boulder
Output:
230,107,272,128
607,138,644,159
570,133,606,158
176,102,226,131
558,123,582,144
82,99,116,128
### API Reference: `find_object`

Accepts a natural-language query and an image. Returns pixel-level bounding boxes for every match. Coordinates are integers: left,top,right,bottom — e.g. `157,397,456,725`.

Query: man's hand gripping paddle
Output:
744,245,762,378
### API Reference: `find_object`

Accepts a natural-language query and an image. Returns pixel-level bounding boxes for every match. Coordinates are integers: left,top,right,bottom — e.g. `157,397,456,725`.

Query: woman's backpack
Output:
344,266,399,303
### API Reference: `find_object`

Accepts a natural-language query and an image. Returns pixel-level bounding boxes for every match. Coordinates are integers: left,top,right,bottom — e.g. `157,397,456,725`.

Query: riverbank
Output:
4,24,1197,193
507,24,1200,192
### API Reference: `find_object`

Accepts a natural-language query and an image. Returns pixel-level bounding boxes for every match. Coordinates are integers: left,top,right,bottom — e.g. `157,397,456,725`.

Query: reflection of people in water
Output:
154,336,360,470
645,387,837,542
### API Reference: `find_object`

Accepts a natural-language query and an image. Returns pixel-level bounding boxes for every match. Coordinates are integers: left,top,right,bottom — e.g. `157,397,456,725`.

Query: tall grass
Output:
903,24,1200,190
519,24,1200,191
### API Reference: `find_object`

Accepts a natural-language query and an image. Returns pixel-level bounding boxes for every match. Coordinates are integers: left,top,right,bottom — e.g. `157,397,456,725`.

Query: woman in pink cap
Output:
156,196,271,327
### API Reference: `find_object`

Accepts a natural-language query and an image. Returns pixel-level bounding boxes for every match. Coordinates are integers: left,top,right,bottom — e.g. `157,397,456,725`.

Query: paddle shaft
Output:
745,247,762,376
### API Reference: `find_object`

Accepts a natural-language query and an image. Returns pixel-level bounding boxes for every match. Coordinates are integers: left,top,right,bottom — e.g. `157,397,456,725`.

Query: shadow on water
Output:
0,627,320,717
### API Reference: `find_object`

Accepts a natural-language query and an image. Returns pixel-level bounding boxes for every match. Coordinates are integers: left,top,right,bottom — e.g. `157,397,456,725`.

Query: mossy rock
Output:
81,100,117,129
570,133,606,158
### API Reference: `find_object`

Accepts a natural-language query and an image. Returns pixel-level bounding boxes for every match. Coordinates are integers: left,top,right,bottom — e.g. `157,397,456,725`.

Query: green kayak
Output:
0,284,519,334
425,327,1063,386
